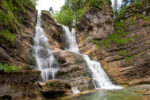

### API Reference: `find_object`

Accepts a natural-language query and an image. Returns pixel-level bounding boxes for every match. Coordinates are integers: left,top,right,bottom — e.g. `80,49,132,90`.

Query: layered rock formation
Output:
0,71,72,100
0,71,41,100
76,0,150,85
100,0,150,85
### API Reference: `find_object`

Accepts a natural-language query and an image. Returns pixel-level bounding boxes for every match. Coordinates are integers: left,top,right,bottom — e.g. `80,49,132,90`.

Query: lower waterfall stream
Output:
62,26,122,93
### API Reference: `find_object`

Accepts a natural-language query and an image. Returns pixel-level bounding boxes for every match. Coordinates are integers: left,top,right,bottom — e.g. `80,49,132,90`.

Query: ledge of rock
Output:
0,71,41,100
40,79,72,99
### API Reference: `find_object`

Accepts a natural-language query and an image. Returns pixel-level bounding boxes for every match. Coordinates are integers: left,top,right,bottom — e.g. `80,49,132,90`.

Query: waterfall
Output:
33,4,59,81
63,26,80,53
62,26,123,91
72,87,80,94
82,55,122,89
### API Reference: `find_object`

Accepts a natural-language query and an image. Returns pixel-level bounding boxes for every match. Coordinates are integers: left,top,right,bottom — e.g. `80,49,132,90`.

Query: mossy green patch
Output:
42,10,52,18
0,0,36,45
119,50,129,56
136,14,150,23
0,63,19,72
0,30,15,42
125,55,136,61
91,19,130,48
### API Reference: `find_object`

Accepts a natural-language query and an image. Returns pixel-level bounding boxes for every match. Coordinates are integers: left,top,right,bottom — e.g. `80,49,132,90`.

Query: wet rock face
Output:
41,10,67,51
54,50,94,91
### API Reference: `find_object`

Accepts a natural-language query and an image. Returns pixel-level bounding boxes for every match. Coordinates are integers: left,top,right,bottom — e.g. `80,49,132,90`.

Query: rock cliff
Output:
76,0,150,85
101,0,150,85
76,0,114,60
0,0,37,70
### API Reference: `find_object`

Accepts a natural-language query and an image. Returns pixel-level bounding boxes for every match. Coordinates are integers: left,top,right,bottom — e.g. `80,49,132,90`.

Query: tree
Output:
121,0,129,9
49,7,54,15
113,0,119,18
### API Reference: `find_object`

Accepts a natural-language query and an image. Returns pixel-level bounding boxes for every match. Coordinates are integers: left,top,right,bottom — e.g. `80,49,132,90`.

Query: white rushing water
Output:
33,3,59,81
62,26,80,53
72,87,80,94
63,26,123,91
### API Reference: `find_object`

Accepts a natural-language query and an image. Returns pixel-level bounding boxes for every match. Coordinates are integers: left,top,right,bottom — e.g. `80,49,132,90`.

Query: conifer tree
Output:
113,0,119,18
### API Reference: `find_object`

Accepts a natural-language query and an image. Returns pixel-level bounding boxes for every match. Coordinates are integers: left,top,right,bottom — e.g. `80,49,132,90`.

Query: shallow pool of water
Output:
68,86,150,100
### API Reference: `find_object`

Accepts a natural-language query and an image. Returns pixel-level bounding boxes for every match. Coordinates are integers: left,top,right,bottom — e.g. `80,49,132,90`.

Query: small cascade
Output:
83,55,122,89
72,87,80,94
62,26,80,53
63,25,122,91
33,4,59,81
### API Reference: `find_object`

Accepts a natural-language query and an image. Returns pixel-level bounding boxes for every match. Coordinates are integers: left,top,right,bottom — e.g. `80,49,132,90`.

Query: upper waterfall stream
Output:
62,26,123,91
33,3,59,81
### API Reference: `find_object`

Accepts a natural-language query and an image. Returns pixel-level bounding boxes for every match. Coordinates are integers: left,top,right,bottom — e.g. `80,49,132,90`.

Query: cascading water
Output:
62,26,123,91
82,55,122,89
63,26,80,53
33,4,59,81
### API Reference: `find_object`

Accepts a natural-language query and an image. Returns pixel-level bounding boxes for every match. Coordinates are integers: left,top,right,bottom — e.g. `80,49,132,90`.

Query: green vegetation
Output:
54,0,110,26
91,19,130,48
0,0,36,43
125,55,136,61
42,10,52,17
136,14,150,23
0,63,19,72
54,9,75,26
91,34,129,48
92,0,150,49
0,30,15,42
119,50,129,56
116,0,150,21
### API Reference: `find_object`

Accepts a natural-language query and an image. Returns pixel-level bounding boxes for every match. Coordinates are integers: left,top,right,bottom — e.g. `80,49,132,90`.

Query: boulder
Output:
40,79,72,99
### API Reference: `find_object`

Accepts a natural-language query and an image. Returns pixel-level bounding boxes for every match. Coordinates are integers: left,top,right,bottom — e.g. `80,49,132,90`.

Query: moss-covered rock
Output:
0,0,37,70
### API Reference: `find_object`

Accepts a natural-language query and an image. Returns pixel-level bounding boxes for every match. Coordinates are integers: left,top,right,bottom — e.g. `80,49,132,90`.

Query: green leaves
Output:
54,9,75,26
54,0,107,26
